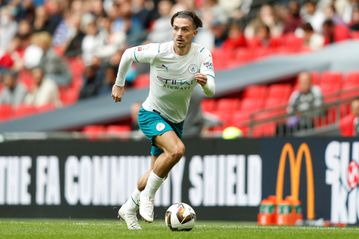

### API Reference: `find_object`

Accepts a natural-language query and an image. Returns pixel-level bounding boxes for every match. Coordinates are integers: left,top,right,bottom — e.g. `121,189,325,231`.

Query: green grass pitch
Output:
0,219,358,239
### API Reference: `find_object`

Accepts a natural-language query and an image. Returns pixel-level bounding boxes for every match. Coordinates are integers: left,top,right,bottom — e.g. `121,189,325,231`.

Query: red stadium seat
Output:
216,98,241,112
134,74,150,88
0,104,14,121
267,84,292,100
211,48,233,70
320,72,343,102
334,25,351,42
107,125,132,136
341,72,359,100
243,85,267,100
351,31,359,40
201,99,216,112
83,125,106,138
13,105,38,118
240,98,264,113
339,114,355,136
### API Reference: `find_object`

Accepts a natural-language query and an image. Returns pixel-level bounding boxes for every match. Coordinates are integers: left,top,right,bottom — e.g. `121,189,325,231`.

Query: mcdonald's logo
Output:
276,143,315,220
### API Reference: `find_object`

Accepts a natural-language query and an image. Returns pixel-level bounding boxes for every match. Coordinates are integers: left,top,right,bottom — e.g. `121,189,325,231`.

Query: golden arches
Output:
276,143,315,220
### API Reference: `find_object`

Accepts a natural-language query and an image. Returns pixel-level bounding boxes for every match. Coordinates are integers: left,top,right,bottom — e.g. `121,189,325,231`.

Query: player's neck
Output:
173,44,191,56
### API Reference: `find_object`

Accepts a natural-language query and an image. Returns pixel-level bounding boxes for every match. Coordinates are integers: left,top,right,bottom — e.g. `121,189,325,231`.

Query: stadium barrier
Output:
0,138,358,224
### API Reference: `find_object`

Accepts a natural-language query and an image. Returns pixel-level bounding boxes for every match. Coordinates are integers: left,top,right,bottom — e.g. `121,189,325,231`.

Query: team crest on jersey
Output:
156,122,165,131
188,64,199,74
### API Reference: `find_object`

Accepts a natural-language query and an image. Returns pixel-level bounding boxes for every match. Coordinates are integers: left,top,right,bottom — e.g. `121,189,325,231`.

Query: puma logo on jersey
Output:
161,64,168,71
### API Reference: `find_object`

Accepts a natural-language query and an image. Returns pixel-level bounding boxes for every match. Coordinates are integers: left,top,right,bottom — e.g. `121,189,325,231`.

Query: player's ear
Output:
194,29,198,36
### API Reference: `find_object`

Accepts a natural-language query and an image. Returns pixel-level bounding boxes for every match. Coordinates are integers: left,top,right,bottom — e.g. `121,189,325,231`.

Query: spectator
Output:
222,20,247,50
340,97,359,136
210,17,228,48
281,0,303,34
63,14,85,58
301,0,326,32
81,18,103,66
322,18,336,44
252,24,281,48
110,48,137,87
95,16,126,60
98,63,117,96
323,3,346,26
0,6,18,52
132,0,158,31
147,0,174,43
301,22,325,50
287,72,323,132
351,97,359,135
350,5,359,31
35,32,72,86
79,58,103,99
0,70,27,107
245,4,283,39
25,67,61,107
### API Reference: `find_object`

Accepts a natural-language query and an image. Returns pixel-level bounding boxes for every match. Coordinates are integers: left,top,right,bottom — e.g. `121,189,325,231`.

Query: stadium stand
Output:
1,0,359,138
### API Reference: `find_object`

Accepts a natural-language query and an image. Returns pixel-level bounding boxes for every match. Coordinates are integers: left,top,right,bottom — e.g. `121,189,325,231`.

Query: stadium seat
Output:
211,48,233,70
134,74,150,88
0,104,14,121
320,72,343,102
243,85,267,100
282,33,304,52
107,125,132,136
37,104,56,113
83,125,106,138
60,89,79,106
216,98,241,112
201,99,216,112
334,25,351,42
267,84,292,100
351,31,359,40
13,105,38,118
339,114,355,136
341,72,359,100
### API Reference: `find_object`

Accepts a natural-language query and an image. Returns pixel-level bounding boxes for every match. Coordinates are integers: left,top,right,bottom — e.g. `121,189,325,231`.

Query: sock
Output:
142,171,165,198
124,188,140,211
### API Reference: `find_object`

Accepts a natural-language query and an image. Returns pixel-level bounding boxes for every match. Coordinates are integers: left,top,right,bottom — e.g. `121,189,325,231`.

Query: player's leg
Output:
139,131,185,222
118,157,156,229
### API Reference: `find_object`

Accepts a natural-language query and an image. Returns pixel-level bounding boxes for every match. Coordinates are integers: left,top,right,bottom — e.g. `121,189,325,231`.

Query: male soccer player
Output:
112,10,215,229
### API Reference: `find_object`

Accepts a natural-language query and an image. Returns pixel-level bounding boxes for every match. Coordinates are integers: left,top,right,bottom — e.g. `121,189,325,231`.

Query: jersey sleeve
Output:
115,43,159,86
133,43,160,64
199,48,215,97
199,48,215,79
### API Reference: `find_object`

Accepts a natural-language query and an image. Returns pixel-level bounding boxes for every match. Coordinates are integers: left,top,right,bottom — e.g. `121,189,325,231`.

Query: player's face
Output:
172,17,197,49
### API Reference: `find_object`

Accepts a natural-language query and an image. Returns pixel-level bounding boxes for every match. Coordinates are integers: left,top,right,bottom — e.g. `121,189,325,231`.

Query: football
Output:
165,202,196,231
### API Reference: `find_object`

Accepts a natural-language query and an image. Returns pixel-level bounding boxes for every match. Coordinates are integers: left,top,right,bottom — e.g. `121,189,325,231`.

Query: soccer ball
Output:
165,202,196,231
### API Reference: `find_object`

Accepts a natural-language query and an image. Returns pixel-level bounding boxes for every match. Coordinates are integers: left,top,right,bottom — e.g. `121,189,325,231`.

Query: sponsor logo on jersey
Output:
188,64,199,74
157,76,195,90
203,62,213,70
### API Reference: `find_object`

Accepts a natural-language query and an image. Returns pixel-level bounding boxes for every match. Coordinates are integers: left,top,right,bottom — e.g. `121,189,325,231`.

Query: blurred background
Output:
1,0,359,225
0,0,359,137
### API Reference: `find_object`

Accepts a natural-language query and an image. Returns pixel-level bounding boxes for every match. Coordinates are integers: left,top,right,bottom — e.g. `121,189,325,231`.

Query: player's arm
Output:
112,44,159,102
197,48,215,97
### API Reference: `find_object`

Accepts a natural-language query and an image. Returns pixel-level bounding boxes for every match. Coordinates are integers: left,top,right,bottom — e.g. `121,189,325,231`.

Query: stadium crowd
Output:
0,0,359,135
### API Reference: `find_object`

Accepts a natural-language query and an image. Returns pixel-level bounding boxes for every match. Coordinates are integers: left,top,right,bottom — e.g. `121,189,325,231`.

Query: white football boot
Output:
118,205,142,230
139,193,154,222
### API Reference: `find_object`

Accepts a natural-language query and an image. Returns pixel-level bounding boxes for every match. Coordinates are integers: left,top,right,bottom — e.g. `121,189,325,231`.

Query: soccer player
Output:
112,10,215,229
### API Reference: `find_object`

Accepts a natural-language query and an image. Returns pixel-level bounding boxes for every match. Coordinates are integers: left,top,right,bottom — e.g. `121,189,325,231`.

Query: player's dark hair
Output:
171,11,203,29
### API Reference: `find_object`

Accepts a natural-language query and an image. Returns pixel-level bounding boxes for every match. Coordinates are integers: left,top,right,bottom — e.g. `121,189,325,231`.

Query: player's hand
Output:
195,73,207,86
112,85,125,102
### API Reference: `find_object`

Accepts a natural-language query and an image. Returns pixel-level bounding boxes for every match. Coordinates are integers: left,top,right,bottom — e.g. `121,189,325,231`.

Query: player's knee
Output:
168,142,185,161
